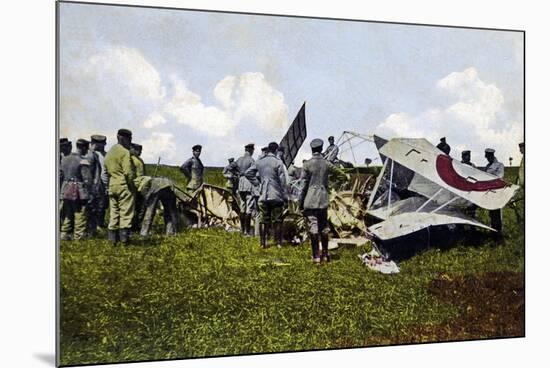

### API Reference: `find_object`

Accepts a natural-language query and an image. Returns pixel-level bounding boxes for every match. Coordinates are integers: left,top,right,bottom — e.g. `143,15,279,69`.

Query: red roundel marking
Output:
435,154,506,192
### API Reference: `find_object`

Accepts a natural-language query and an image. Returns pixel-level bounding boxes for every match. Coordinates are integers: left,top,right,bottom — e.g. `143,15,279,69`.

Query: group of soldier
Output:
59,129,179,245
436,136,525,238
218,138,348,263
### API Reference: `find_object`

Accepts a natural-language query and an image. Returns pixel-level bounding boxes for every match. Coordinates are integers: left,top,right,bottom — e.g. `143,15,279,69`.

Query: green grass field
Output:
59,166,524,366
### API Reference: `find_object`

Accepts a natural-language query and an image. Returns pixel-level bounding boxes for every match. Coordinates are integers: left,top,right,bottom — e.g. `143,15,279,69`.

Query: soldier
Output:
84,135,105,236
60,139,92,240
180,145,207,222
245,142,287,248
323,136,339,163
436,137,451,155
461,150,475,167
180,145,205,191
104,128,136,245
59,138,72,228
236,144,256,235
140,177,179,236
222,157,239,195
90,135,109,229
259,146,268,159
300,139,348,264
484,148,505,238
130,143,150,231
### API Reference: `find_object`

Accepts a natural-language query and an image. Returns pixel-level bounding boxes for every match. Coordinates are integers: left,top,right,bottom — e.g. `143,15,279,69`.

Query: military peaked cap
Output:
91,134,107,143
76,138,90,147
328,136,334,140
310,138,324,149
117,128,132,137
228,157,235,162
261,146,268,152
60,138,71,145
245,143,255,150
485,148,495,154
131,143,142,150
461,150,471,155
267,142,279,152
440,137,446,141
519,142,524,147
192,144,202,151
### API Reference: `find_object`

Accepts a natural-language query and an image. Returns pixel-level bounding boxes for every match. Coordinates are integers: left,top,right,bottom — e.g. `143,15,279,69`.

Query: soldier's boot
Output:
119,229,131,245
246,214,254,236
321,233,330,263
240,214,246,235
108,230,119,244
260,223,268,248
274,222,283,248
310,234,321,264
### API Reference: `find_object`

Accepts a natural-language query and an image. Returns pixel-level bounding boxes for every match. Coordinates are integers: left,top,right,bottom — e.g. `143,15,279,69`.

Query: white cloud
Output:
60,44,291,164
140,132,177,162
143,112,167,129
164,77,235,136
375,67,523,165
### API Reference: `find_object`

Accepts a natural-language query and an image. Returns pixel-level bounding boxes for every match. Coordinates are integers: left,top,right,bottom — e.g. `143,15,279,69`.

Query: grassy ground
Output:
59,166,524,366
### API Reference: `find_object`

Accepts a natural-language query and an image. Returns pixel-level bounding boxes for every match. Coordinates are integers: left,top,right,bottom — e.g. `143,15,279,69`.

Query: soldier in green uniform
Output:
130,143,150,231
104,129,136,244
223,157,239,194
245,142,287,248
484,148,505,239
180,145,208,223
300,138,348,264
60,139,92,240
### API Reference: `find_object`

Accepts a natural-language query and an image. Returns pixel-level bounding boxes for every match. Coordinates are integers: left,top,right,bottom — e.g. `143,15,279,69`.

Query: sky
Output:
59,2,524,167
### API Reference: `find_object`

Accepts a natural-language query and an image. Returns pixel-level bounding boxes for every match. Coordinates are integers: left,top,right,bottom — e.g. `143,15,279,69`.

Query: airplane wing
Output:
377,138,518,210
368,211,495,241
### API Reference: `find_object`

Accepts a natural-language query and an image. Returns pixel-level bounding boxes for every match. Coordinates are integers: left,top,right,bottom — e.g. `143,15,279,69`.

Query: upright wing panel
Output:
378,138,518,210
279,102,307,168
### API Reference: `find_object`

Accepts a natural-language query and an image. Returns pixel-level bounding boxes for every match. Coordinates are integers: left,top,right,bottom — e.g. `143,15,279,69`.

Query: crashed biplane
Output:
365,135,519,257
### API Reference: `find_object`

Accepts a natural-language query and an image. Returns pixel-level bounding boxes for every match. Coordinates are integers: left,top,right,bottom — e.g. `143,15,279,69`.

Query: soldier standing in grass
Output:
60,139,92,240
130,143,150,232
245,142,287,248
90,135,108,230
180,144,208,224
84,135,105,236
236,143,256,236
104,129,136,245
223,157,239,195
484,148,505,239
59,138,72,227
300,138,348,264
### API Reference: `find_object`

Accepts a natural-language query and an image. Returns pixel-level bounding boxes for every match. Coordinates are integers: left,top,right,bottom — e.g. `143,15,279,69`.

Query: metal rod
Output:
431,195,460,213
387,159,394,212
366,158,388,212
415,188,443,212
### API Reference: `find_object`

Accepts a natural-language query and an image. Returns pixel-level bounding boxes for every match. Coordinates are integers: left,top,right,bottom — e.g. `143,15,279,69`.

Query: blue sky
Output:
59,2,524,166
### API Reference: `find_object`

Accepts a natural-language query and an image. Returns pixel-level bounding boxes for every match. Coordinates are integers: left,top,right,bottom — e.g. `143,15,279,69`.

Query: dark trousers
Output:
140,188,179,236
489,209,503,233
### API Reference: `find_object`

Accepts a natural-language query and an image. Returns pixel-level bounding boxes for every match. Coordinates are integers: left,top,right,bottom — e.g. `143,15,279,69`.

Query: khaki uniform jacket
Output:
131,155,152,194
180,156,204,190
104,143,136,190
236,152,255,192
245,153,287,203
300,152,347,209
